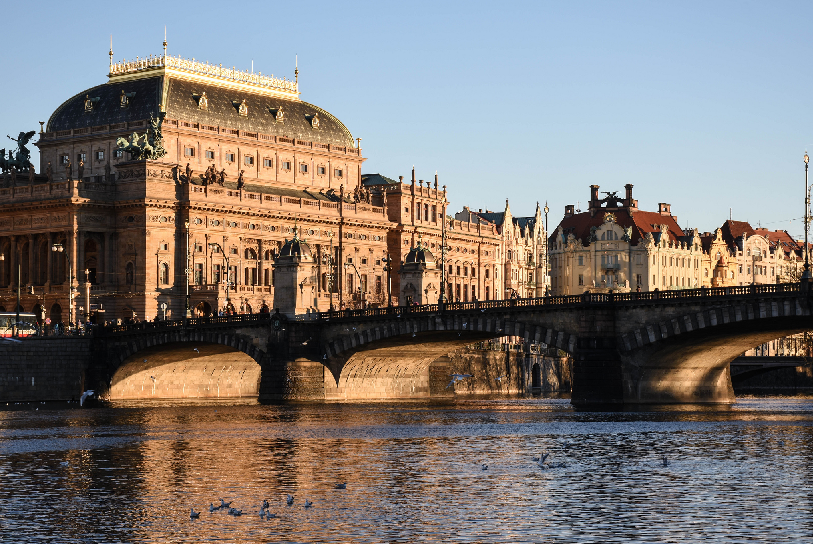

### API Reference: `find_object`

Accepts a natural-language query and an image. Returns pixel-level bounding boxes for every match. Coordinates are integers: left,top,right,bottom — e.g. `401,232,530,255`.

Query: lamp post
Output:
184,221,191,318
438,197,449,310
327,231,335,312
344,262,365,309
51,243,73,327
208,242,231,313
804,152,811,286
382,253,393,307
543,201,550,296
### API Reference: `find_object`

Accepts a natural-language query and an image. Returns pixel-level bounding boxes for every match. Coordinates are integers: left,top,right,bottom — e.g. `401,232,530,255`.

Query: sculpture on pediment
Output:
1,131,36,172
237,170,245,189
115,112,167,160
219,168,226,186
622,226,632,242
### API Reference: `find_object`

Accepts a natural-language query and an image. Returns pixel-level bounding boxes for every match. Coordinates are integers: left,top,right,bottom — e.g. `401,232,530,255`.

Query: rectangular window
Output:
204,150,214,160
96,150,104,161
300,163,308,173
432,205,437,222
485,286,490,300
578,274,584,286
334,168,343,178
61,155,69,164
463,267,468,277
317,166,326,175
471,268,476,278
213,264,222,284
578,255,584,266
361,274,368,293
77,153,86,163
456,266,461,276
361,258,368,265
184,147,195,157
114,149,124,158
194,263,204,285
229,266,238,286
244,156,254,166
264,158,273,168
282,161,291,170
225,153,235,162
424,204,429,222
485,269,489,279
375,276,382,294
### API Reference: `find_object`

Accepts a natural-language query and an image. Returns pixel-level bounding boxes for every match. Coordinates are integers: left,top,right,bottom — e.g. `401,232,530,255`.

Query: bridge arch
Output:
318,312,576,400
105,329,268,401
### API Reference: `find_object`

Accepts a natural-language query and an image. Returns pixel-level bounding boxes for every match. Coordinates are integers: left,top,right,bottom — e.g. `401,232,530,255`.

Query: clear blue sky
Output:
2,0,811,237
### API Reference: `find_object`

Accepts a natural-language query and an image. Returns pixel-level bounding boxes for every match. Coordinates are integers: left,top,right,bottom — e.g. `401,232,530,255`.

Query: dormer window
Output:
120,90,136,108
233,99,248,116
309,113,320,128
84,95,100,112
272,106,284,122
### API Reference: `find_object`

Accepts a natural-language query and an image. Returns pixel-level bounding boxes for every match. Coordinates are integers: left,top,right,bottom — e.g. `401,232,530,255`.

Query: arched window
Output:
245,248,257,260
159,262,169,285
125,262,134,285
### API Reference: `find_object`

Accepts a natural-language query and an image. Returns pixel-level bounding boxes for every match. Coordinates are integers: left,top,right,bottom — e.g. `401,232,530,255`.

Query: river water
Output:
1,396,812,543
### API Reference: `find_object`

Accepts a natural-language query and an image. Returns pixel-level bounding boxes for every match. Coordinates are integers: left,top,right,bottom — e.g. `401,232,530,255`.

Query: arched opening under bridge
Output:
109,342,261,400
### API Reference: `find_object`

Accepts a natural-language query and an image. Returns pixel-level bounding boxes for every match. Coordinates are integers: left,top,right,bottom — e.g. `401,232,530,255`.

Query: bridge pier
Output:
571,338,624,405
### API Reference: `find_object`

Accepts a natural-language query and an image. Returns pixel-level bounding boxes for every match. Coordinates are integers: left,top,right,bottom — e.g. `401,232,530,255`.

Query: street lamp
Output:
543,201,550,296
344,262,365,309
208,242,231,314
804,152,811,285
184,221,191,318
327,231,335,312
51,243,73,327
382,253,393,307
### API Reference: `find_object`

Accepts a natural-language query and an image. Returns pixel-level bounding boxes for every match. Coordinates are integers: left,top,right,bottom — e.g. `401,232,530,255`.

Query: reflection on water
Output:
1,396,812,543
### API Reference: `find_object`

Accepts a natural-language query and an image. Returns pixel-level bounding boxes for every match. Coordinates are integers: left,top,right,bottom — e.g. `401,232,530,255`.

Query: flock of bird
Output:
190,488,346,521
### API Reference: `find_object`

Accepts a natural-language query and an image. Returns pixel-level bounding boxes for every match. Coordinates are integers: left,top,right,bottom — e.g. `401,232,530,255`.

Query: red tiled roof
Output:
550,209,684,247
720,220,756,245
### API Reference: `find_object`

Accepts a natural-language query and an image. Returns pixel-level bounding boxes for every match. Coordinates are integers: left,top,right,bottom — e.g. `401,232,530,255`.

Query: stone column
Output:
28,233,34,286
46,233,53,286
9,236,16,288
77,231,85,283
103,231,111,285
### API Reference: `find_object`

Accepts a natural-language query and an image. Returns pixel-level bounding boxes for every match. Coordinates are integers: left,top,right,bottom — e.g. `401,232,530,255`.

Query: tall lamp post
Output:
327,231,335,312
184,221,191,318
344,262,365,309
543,202,550,296
382,253,393,307
208,242,231,313
51,243,73,327
804,152,811,286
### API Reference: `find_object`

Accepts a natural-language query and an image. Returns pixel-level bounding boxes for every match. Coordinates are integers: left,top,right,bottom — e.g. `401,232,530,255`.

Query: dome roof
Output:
47,75,355,148
278,234,312,259
404,243,435,266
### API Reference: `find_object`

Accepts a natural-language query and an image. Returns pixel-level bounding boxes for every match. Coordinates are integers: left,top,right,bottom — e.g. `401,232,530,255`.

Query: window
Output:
471,268,476,278
184,147,195,157
424,204,429,222
264,158,273,168
464,267,468,277
77,153,86,163
159,263,169,285
244,156,254,166
456,266,461,275
334,168,343,178
225,153,235,162
485,269,489,279
448,264,453,276
205,150,215,160
96,150,104,161
213,264,222,284
194,263,203,285
300,163,308,174
61,155,69,165
282,161,291,171
317,166,326,175
432,205,437,222
578,274,584,286
114,149,124,158
578,255,584,266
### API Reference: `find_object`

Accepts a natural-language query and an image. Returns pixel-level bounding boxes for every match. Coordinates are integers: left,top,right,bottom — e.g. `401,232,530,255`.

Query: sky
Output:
2,0,811,237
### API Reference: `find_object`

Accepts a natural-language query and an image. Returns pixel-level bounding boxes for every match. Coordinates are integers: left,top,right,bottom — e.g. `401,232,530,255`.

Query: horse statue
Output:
115,112,166,161
1,131,36,171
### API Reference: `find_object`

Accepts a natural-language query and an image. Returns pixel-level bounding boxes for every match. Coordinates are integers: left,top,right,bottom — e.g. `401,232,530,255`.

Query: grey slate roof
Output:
47,76,355,148
361,173,398,186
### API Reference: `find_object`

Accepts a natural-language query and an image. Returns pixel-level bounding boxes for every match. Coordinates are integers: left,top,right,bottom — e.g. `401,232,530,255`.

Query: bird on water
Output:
446,373,473,389
79,390,94,407
190,508,200,519
286,494,294,505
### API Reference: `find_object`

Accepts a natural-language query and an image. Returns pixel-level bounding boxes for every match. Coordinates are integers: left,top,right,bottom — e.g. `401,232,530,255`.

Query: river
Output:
0,396,812,543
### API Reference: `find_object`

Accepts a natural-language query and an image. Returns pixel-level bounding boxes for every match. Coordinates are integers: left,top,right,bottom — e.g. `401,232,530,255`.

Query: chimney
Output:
565,204,574,218
659,203,671,216
590,184,600,203
625,184,633,203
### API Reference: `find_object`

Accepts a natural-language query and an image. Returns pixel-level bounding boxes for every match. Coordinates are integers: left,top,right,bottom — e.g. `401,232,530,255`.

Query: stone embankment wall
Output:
0,337,92,402
733,365,813,394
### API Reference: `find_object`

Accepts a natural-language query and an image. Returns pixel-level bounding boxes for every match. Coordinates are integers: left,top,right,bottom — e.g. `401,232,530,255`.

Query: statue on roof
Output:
115,112,167,160
1,131,36,172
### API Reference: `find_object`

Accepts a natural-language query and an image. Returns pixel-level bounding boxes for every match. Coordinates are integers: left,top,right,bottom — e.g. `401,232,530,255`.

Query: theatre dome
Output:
46,50,355,148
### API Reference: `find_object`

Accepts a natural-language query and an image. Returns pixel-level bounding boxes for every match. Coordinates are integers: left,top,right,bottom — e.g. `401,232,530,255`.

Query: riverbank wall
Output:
0,337,92,402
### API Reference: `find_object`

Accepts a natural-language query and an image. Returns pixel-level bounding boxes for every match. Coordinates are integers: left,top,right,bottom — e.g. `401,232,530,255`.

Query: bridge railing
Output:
97,312,271,335
316,282,804,321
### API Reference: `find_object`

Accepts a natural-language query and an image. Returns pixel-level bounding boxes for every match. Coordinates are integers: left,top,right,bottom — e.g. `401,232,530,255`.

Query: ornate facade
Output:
0,45,546,323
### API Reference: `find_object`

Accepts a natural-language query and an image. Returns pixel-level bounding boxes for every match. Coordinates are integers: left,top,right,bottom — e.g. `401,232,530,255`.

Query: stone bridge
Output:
87,283,813,405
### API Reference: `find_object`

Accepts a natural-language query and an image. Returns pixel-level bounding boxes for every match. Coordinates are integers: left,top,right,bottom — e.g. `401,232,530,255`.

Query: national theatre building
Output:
0,43,550,324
